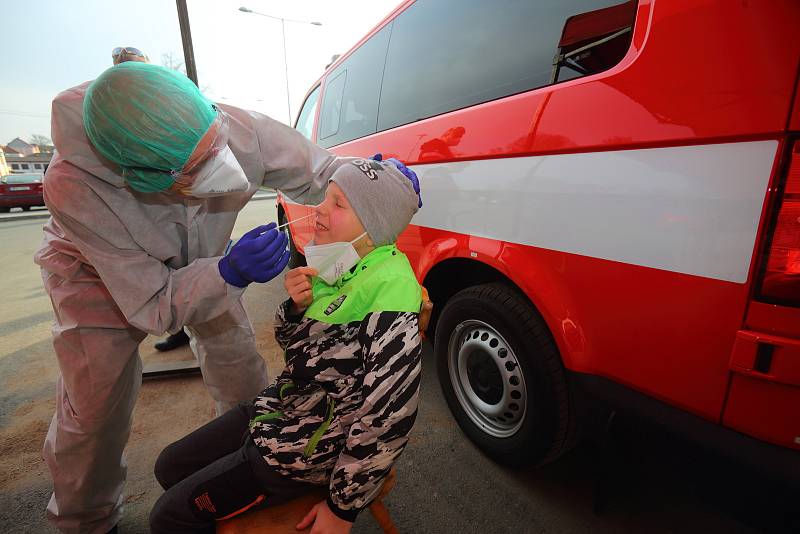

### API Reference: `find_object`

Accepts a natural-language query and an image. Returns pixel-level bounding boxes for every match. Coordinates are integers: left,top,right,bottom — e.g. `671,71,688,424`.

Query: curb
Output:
0,193,278,223
251,192,278,201
0,212,51,222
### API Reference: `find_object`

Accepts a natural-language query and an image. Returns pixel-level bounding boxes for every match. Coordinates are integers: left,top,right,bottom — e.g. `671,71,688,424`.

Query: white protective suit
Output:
33,81,342,534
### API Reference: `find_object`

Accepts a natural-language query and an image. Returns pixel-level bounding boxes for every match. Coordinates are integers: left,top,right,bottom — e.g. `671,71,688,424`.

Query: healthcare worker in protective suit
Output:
33,62,407,534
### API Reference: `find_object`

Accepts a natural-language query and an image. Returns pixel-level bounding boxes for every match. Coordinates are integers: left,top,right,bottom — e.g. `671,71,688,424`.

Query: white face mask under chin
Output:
188,145,250,198
304,232,368,285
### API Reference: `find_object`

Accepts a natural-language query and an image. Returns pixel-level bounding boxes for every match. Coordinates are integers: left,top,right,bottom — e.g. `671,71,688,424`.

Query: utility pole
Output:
239,7,322,125
176,0,199,87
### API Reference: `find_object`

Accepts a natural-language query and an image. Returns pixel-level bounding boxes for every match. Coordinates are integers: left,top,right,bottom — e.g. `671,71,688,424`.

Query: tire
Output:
0,207,9,213
21,206,31,211
435,282,577,467
278,210,307,268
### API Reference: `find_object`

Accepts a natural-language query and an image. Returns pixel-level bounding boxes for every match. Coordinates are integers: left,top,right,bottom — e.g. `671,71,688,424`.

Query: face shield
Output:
169,112,250,198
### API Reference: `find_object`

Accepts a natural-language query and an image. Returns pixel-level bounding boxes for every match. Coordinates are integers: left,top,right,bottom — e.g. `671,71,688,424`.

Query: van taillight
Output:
758,140,800,305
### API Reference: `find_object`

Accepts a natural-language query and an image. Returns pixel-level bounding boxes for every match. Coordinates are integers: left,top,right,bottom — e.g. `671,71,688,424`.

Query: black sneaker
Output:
154,330,190,352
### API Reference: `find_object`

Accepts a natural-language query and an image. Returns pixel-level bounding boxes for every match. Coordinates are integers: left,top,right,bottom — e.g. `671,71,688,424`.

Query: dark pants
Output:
150,402,316,534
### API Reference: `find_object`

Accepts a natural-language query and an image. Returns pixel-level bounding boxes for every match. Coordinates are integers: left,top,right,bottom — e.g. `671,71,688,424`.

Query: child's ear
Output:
365,235,374,248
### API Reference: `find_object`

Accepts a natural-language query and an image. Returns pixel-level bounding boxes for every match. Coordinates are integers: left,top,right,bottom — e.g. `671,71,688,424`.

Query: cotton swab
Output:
277,212,313,230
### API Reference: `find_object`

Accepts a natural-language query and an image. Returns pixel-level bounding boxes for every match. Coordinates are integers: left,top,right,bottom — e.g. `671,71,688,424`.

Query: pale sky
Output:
0,0,400,144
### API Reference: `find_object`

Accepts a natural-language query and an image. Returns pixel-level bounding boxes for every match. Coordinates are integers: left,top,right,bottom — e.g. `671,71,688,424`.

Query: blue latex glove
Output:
218,223,289,288
371,153,422,208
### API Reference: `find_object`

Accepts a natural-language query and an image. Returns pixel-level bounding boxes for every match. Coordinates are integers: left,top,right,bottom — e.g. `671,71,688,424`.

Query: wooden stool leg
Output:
366,468,398,534
368,499,399,534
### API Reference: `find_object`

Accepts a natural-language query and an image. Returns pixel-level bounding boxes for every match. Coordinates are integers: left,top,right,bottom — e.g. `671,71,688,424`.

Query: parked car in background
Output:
0,173,45,213
279,0,800,483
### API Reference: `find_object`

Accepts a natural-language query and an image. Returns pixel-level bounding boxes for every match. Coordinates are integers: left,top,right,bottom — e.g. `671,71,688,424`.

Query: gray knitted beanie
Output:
330,158,420,246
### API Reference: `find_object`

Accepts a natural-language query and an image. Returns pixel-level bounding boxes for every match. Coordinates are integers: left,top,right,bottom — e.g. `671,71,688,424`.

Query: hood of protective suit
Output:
50,81,128,188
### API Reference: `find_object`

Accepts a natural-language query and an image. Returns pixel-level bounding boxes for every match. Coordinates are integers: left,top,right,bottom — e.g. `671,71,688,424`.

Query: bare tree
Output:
161,52,186,74
29,134,52,147
161,51,212,95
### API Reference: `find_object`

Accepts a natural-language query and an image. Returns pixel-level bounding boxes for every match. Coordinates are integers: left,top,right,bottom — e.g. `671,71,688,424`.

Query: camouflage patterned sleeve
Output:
326,310,422,522
274,298,306,350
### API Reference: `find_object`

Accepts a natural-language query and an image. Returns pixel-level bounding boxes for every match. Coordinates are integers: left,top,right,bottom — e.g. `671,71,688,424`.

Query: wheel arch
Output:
416,237,584,373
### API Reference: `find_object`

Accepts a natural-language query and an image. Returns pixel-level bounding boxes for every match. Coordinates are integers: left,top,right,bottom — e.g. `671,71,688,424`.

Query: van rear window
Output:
377,0,636,132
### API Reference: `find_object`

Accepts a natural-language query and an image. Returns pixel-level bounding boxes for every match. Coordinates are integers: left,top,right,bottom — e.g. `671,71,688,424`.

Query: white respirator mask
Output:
171,110,250,198
185,145,250,198
304,232,368,285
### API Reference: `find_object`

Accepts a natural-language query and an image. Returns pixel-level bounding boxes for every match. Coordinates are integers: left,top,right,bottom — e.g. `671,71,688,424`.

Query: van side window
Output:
318,25,392,148
377,0,636,132
319,71,346,140
551,1,637,84
294,85,320,140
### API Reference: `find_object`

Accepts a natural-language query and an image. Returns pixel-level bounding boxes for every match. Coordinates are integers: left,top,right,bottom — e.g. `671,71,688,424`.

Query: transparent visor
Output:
170,110,231,192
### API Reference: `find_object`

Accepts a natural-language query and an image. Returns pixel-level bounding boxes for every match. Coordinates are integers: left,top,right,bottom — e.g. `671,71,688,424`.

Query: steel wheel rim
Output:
447,319,527,438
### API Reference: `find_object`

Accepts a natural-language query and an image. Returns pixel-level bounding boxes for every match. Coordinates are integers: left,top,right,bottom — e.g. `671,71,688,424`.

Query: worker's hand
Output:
218,223,289,288
295,500,352,533
285,266,318,315
371,153,422,208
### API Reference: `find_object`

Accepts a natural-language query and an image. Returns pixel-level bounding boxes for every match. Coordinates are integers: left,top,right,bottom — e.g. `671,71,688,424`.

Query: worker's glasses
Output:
112,46,146,60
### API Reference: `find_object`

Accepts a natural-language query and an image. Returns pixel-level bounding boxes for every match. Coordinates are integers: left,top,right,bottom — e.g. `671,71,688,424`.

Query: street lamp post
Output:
239,7,322,125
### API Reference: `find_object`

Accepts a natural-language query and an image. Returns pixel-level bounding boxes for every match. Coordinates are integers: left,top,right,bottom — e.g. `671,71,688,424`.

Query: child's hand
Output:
285,267,318,314
296,500,352,533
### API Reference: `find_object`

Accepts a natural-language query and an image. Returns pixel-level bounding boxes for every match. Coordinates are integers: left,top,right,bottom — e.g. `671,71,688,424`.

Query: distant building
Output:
6,137,40,156
0,148,9,176
5,151,52,174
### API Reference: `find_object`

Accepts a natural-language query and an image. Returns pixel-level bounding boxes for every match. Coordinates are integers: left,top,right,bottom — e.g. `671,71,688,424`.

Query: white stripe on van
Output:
410,140,779,283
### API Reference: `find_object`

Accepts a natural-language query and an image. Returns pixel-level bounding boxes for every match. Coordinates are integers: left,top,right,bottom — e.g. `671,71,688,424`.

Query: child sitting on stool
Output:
150,158,423,534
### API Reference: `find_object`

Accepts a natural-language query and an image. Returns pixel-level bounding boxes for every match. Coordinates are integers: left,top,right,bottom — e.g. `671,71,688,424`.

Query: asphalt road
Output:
0,201,797,533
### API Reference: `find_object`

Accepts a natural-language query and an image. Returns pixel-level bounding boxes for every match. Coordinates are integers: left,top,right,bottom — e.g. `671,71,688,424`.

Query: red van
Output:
278,0,800,479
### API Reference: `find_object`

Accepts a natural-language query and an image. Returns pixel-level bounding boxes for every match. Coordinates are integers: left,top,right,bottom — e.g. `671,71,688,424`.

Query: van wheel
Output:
278,210,306,268
435,283,577,467
0,207,9,213
21,206,31,211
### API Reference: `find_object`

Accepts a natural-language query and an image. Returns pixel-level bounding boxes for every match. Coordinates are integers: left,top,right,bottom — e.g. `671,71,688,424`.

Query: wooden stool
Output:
216,468,399,534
